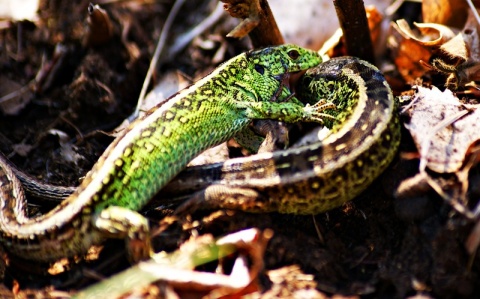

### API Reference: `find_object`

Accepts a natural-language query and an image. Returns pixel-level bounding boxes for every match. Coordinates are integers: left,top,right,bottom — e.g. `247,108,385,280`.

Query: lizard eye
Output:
288,49,300,60
254,64,265,74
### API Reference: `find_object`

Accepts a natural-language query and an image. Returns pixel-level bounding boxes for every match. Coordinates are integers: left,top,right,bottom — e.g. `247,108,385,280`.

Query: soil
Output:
0,1,478,298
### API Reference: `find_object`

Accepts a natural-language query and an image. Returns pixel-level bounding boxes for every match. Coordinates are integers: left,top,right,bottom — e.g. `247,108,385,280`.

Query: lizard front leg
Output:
176,91,337,214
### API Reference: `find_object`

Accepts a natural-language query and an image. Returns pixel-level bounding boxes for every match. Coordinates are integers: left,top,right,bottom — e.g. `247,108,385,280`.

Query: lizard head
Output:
246,44,322,76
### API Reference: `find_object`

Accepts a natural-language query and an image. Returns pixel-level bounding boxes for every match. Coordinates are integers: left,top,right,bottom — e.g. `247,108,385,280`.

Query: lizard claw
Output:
303,99,337,123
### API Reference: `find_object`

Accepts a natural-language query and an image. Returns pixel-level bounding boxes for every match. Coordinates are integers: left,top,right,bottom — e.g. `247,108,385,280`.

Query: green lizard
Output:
160,57,401,214
8,56,400,214
8,57,400,215
0,44,325,262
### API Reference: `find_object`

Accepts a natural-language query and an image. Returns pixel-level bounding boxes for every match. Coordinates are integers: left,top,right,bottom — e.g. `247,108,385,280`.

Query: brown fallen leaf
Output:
431,10,480,89
402,85,479,174
397,85,480,218
422,0,470,28
389,19,456,83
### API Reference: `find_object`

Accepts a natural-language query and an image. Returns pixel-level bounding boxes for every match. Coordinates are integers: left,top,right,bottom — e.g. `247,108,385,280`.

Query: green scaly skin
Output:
160,57,401,214
8,57,399,217
0,44,323,262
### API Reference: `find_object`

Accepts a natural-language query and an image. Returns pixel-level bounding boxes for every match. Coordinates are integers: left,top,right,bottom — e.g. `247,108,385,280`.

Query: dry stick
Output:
247,0,284,47
222,0,284,47
333,0,375,63
466,0,480,25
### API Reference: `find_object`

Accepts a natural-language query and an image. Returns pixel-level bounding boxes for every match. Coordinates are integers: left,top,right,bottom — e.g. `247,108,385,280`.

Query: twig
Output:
129,0,186,121
333,0,375,63
167,1,225,60
222,0,284,47
466,0,480,25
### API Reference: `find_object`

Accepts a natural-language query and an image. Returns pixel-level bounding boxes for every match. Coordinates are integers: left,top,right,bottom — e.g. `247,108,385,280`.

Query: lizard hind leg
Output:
234,120,289,154
174,185,270,215
93,206,152,262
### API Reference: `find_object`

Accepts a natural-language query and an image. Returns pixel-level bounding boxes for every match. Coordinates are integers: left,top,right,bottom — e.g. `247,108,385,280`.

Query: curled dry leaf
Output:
392,8,480,89
390,19,456,82
389,21,434,82
393,8,480,90
438,29,472,62
431,11,480,88
395,19,457,47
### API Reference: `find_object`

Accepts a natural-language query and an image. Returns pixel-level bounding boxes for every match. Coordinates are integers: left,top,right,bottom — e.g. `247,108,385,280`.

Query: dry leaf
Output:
397,86,480,218
443,9,480,61
395,20,457,47
403,85,480,173
422,0,470,29
389,21,436,82
391,11,480,87
430,10,480,88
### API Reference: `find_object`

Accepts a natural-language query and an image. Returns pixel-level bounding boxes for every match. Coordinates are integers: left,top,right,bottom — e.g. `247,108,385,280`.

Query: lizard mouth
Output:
272,69,309,97
288,70,307,90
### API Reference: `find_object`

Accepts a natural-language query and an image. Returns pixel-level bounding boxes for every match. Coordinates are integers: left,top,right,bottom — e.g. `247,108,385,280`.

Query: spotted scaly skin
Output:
162,57,401,214
0,44,323,262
